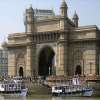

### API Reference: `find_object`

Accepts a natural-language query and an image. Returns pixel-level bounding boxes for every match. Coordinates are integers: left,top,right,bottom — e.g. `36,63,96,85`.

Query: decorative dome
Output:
29,4,33,10
60,0,68,8
73,11,79,27
26,4,34,13
73,11,79,19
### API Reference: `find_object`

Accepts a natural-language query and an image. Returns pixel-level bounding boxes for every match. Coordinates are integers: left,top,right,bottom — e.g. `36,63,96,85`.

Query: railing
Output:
85,75,100,81
1,75,100,85
46,75,100,84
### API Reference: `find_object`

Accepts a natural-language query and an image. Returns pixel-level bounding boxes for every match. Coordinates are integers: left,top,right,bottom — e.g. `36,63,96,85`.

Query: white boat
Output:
0,77,28,97
51,77,93,97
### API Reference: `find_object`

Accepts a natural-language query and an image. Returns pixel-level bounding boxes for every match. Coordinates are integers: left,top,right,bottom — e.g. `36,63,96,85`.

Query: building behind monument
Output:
0,45,8,76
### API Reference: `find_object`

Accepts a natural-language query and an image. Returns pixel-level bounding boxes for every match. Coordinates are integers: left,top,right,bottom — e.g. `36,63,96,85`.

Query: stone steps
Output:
25,81,51,95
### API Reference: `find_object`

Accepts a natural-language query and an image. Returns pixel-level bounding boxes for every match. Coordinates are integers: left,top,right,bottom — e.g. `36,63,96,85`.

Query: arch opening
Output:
75,65,82,75
38,46,55,78
19,67,23,77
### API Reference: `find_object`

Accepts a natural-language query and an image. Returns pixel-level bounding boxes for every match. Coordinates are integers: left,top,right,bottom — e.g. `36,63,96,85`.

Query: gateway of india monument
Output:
6,0,100,79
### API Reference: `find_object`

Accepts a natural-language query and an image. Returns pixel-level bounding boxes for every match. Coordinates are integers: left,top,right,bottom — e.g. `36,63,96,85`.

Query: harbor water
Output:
0,95,100,100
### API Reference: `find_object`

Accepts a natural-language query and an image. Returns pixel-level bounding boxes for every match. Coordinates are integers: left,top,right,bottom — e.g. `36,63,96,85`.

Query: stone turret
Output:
60,0,68,17
24,5,35,33
73,11,79,27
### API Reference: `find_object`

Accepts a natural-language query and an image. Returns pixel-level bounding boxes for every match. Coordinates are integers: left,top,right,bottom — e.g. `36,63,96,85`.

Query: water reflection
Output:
0,95,100,100
0,95,27,100
52,97,100,100
0,96,4,100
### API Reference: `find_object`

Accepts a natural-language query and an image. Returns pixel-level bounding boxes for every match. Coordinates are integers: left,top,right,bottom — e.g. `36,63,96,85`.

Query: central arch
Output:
19,67,23,77
75,65,82,75
38,46,55,77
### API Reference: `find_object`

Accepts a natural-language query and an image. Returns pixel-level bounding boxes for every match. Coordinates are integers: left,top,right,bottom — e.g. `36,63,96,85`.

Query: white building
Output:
0,44,8,76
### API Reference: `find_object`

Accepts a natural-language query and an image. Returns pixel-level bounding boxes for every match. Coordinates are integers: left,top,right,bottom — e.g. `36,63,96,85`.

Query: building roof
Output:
33,9,55,20
34,9,54,14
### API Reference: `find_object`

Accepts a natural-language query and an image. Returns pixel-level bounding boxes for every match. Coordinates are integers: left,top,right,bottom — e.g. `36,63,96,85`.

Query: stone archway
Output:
19,67,23,77
73,49,83,76
38,46,55,78
16,52,25,76
75,65,82,75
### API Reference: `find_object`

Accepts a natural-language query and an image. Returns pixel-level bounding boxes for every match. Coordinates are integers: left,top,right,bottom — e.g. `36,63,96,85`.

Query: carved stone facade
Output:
7,0,100,77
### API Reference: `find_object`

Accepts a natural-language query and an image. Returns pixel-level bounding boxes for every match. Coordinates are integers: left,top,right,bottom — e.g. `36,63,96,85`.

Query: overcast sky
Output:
0,0,100,43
